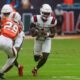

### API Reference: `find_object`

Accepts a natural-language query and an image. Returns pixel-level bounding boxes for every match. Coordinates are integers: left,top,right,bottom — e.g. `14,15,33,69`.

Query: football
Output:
39,29,47,36
30,27,39,36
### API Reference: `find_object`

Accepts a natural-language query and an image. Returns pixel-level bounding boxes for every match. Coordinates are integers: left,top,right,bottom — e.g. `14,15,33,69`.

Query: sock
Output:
34,67,37,70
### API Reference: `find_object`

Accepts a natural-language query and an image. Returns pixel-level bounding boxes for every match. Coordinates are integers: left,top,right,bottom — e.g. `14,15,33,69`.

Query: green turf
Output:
0,39,80,80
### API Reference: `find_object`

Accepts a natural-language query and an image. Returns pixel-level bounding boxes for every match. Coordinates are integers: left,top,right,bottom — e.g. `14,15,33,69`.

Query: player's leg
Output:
34,55,42,62
33,40,42,61
13,31,24,76
13,50,23,77
0,36,17,79
37,39,51,69
32,39,51,77
32,40,42,76
6,47,23,74
36,53,49,69
32,53,49,77
0,47,17,79
6,48,23,77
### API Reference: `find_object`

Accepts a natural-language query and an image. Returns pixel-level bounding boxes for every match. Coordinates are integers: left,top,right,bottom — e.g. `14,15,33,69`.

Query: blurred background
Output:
1,1,80,79
1,0,80,35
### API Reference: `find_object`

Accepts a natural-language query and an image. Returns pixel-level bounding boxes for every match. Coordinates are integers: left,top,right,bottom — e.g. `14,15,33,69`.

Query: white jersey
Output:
31,15,57,54
14,21,25,48
31,15,57,40
31,15,57,32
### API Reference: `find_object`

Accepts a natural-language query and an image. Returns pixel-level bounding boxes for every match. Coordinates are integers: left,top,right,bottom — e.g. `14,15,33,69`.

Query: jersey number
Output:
4,22,18,33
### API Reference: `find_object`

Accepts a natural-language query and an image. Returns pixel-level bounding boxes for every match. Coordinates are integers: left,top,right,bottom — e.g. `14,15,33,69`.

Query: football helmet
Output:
1,4,13,18
56,4,61,10
40,4,52,20
9,12,21,24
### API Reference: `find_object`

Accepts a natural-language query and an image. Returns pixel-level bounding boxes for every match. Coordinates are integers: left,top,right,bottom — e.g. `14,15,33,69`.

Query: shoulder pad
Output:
51,17,55,24
33,15,37,22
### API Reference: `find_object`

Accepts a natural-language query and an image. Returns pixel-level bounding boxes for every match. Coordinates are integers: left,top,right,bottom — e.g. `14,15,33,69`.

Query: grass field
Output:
0,39,80,80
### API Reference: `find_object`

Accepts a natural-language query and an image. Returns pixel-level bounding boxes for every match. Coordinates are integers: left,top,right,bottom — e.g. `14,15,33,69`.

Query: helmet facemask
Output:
1,4,13,18
41,12,50,20
9,12,21,25
2,13,11,18
40,4,52,21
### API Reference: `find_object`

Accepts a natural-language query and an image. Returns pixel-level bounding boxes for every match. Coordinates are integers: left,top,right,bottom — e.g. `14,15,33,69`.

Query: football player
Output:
30,4,57,77
0,12,22,79
1,4,24,76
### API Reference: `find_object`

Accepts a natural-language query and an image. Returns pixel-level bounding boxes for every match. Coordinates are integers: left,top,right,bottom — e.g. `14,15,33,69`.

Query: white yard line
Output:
52,76,80,79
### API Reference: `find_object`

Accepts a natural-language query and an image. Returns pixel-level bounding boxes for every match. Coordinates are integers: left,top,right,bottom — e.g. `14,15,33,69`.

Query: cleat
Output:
0,73,5,79
18,65,23,77
32,68,37,77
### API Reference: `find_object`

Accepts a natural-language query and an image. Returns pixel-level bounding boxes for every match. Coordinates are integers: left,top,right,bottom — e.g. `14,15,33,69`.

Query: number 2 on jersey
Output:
4,22,18,33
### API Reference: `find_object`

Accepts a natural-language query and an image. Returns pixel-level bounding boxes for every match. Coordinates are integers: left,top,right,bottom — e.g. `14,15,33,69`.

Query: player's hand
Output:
39,29,47,36
33,29,39,37
30,27,39,37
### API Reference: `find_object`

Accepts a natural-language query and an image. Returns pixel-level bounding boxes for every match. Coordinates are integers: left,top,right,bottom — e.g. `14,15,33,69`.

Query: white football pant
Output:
34,38,51,55
0,35,17,73
14,31,24,48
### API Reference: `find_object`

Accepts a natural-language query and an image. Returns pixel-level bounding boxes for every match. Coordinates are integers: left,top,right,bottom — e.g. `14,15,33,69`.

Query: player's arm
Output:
48,27,56,38
38,27,56,38
29,23,39,37
47,17,57,38
29,16,39,37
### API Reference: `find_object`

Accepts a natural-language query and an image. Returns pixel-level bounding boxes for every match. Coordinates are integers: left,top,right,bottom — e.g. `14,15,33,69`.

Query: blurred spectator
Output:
64,0,73,5
21,0,34,9
54,4,64,35
7,0,19,8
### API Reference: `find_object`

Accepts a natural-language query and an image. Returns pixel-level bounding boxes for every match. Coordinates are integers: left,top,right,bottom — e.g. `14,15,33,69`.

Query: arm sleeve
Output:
53,19,57,26
20,21,24,31
30,16,34,23
50,18,57,27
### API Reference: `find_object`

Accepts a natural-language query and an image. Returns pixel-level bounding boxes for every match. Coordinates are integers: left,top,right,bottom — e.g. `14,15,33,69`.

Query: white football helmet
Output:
1,4,13,18
56,4,61,10
40,4,52,20
9,12,21,24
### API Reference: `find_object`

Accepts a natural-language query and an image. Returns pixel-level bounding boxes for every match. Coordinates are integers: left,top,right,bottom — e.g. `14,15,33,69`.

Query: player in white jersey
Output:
30,4,57,77
1,4,24,76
